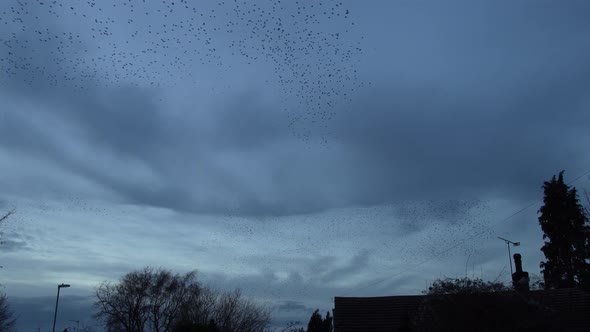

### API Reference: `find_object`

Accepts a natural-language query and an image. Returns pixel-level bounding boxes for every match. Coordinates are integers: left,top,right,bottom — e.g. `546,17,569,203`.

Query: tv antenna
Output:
497,237,520,274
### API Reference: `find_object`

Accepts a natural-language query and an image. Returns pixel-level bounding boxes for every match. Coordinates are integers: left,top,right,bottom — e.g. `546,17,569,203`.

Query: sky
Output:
1,0,590,330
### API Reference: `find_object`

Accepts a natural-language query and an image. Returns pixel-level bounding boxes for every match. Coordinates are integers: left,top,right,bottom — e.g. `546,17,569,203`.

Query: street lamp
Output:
52,283,71,332
497,237,520,274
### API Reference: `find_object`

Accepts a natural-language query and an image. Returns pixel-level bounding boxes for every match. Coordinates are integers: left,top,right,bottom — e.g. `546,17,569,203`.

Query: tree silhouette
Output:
583,189,590,219
172,319,219,332
94,267,270,332
213,289,270,332
538,171,590,289
414,277,551,332
0,209,17,331
0,209,14,224
0,293,16,331
0,208,15,246
306,309,332,332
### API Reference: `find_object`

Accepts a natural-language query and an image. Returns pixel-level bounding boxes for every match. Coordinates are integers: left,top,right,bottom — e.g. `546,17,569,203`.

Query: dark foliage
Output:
306,309,332,332
0,293,16,331
423,277,510,295
94,267,270,332
173,319,219,332
414,277,553,332
538,171,590,289
0,210,17,331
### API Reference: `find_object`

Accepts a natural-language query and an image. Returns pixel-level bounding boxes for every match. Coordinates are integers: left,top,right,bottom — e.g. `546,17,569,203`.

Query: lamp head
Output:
58,283,71,288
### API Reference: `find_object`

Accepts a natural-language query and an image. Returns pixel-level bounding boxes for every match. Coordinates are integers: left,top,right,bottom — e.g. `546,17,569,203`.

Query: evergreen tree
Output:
538,171,590,289
306,309,332,332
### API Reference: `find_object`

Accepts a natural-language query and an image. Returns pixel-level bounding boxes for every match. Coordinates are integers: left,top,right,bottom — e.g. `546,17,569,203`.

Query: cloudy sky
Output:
1,0,590,330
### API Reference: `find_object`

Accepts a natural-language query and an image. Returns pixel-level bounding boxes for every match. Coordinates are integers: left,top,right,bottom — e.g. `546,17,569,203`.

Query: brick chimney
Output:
511,253,529,291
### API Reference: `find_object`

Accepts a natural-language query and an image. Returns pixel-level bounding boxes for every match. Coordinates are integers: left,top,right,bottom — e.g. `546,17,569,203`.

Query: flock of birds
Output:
1,0,509,301
1,0,366,141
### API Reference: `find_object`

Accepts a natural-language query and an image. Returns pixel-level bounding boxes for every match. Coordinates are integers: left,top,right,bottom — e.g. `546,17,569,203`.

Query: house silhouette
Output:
333,254,590,331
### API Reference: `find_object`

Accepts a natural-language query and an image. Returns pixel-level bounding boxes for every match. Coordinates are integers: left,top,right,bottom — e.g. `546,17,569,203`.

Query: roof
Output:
334,295,423,332
334,288,590,332
527,288,590,331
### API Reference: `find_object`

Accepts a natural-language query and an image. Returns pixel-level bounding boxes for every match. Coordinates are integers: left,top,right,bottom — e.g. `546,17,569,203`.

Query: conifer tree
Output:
306,309,332,332
538,171,590,289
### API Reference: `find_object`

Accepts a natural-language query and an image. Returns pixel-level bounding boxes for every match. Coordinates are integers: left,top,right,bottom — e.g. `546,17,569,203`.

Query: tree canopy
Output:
414,277,551,332
306,309,332,332
538,171,590,289
0,209,17,332
423,277,510,296
0,293,16,332
94,267,270,332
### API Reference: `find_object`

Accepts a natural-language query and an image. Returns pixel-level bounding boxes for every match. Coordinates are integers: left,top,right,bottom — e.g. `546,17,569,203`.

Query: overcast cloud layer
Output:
1,0,590,330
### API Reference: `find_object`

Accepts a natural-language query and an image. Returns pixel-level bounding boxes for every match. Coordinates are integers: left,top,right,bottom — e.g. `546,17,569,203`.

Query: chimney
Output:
512,253,529,291
514,253,523,273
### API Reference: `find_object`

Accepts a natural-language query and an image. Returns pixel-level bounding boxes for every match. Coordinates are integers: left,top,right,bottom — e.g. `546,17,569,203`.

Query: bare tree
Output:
0,209,15,224
95,267,153,332
146,270,200,332
177,283,217,326
0,209,17,331
165,279,271,331
214,289,271,332
0,208,16,247
0,293,16,331
94,267,271,332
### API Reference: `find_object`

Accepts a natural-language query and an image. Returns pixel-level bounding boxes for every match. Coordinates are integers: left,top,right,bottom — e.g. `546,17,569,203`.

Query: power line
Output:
342,167,590,296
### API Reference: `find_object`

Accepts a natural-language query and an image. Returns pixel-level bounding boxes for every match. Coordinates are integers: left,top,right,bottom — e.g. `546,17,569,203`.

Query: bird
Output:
1,0,364,142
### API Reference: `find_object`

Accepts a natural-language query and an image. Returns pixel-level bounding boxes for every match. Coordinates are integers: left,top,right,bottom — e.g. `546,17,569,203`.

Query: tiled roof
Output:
334,288,590,332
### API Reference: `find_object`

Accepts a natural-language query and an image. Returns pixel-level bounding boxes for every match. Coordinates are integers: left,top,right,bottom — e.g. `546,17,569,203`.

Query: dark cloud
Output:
277,300,314,313
321,249,371,283
2,0,589,219
4,1,588,331
326,50,590,205
3,68,588,218
0,232,31,252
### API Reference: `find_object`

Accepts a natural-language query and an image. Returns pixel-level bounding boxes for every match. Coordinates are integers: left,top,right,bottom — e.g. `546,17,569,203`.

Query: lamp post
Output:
497,237,520,275
52,283,71,332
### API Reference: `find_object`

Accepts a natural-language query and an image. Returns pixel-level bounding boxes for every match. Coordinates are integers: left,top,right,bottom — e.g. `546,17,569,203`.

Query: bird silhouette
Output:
1,0,365,142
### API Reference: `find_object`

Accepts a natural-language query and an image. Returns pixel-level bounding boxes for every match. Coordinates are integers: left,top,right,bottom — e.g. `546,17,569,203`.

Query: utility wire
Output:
342,167,590,296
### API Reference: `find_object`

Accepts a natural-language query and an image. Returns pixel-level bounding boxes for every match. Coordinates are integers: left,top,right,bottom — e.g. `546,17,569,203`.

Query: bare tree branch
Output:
583,189,590,218
0,293,16,331
94,266,270,332
0,209,15,224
